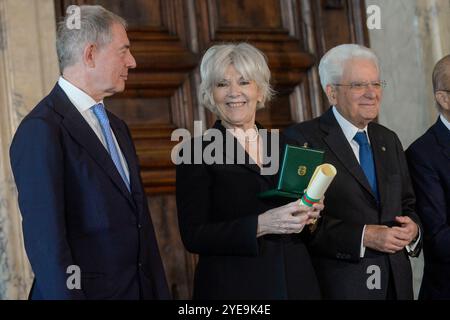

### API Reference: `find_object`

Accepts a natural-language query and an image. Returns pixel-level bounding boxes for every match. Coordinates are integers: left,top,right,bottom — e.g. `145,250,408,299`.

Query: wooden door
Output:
55,0,368,299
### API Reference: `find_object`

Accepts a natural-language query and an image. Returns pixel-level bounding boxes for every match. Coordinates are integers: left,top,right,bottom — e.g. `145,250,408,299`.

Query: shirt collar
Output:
332,106,368,144
58,76,103,113
440,114,450,132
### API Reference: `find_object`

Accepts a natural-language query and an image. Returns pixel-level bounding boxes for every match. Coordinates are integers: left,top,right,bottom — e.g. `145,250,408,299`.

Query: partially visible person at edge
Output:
406,54,450,300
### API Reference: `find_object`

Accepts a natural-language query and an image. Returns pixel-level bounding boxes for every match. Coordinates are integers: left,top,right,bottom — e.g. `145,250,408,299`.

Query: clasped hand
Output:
364,216,419,254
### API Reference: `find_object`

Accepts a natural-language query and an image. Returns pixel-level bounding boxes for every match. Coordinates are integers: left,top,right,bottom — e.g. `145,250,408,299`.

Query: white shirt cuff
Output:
406,225,421,252
360,225,367,258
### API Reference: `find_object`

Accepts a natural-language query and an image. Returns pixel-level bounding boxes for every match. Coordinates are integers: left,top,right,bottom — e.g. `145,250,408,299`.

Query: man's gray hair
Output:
198,43,274,115
56,5,127,72
318,44,380,92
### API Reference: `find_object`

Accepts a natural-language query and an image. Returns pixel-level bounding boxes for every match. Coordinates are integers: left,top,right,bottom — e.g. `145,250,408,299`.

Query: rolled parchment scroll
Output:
300,164,337,207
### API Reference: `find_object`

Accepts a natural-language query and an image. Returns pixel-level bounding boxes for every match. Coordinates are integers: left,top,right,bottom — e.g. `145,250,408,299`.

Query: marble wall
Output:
367,0,450,147
0,0,59,299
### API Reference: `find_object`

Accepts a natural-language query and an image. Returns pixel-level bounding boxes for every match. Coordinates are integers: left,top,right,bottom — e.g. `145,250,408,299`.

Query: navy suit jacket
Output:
9,84,170,300
406,117,450,299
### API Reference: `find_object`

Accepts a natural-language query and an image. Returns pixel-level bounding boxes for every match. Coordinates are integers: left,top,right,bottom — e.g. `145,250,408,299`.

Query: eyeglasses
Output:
437,89,450,93
333,80,387,92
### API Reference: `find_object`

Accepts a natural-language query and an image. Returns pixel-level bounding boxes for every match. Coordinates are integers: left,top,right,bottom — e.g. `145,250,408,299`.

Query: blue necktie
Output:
353,131,379,201
92,103,130,191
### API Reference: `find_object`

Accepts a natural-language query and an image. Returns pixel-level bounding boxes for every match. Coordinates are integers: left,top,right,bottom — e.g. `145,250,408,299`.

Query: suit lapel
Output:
320,109,377,200
368,124,388,206
214,121,272,184
433,117,450,162
442,143,450,162
51,85,136,210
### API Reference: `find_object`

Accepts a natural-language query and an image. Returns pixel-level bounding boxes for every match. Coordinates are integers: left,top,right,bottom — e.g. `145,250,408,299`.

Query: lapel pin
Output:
381,146,386,152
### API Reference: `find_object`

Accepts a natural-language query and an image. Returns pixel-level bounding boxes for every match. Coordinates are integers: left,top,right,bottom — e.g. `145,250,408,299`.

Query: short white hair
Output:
318,44,380,92
198,43,274,115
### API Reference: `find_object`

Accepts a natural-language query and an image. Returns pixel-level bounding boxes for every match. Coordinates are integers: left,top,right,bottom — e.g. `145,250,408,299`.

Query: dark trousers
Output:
386,268,397,300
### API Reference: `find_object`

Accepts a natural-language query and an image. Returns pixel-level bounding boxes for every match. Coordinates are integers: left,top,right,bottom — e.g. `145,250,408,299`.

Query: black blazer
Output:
176,121,321,299
10,84,170,300
406,117,450,299
283,108,422,300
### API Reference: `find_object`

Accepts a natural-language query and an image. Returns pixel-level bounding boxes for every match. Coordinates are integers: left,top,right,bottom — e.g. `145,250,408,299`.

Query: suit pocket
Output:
80,272,113,299
81,271,105,279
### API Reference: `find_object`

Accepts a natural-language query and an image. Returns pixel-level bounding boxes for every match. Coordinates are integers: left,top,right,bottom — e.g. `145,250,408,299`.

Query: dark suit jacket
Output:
9,84,170,300
176,120,321,299
406,117,450,299
283,108,421,300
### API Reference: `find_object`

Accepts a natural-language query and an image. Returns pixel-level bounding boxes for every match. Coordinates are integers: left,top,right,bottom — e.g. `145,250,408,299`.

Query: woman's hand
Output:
257,200,324,237
304,198,324,225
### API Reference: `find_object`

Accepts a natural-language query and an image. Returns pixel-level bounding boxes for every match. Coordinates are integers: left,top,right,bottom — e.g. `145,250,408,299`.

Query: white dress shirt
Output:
332,107,420,257
440,114,450,132
332,106,370,162
58,76,130,182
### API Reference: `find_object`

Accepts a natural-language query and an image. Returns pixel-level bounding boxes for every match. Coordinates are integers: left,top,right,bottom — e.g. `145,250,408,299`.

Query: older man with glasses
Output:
284,44,422,300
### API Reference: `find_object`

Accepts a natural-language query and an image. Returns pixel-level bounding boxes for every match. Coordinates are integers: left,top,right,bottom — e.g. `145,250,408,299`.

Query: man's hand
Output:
363,224,411,254
393,216,419,244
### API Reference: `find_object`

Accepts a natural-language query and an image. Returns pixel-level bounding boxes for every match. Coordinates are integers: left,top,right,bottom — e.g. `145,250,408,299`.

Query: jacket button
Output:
138,224,142,229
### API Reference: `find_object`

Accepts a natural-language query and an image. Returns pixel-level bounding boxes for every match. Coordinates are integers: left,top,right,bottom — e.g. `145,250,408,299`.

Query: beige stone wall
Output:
0,0,58,299
367,0,450,147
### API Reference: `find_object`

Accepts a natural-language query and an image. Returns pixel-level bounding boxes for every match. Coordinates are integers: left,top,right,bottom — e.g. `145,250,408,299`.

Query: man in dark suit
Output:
9,5,169,299
284,44,421,299
406,55,450,299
